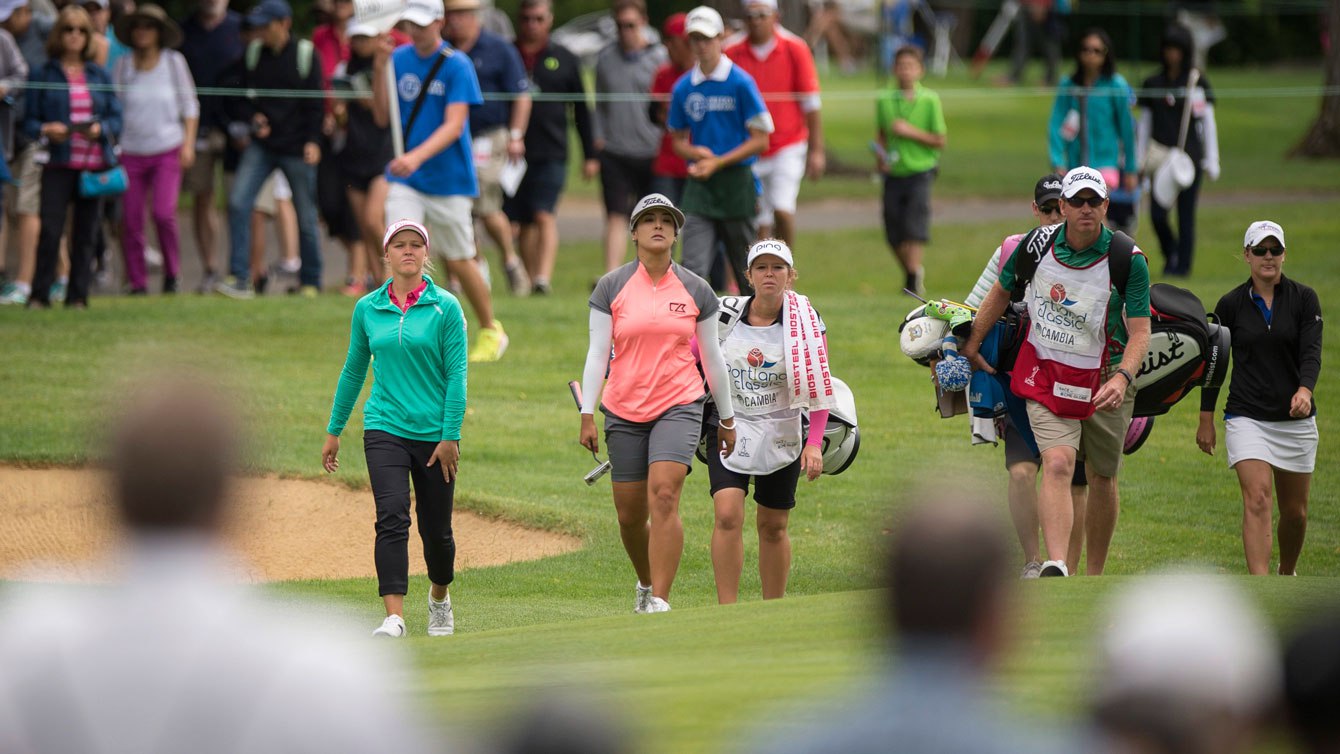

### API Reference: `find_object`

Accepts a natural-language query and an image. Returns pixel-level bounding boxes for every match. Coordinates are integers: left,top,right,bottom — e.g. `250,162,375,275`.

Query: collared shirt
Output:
459,29,529,136
667,56,773,166
725,28,820,155
387,279,428,312
875,81,946,176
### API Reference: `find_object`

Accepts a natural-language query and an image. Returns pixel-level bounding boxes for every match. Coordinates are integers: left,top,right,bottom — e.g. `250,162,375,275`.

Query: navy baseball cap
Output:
1034,175,1062,204
245,0,291,27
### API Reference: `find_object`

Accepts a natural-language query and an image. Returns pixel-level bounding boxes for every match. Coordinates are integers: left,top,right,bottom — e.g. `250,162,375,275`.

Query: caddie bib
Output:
720,320,804,475
1011,250,1112,419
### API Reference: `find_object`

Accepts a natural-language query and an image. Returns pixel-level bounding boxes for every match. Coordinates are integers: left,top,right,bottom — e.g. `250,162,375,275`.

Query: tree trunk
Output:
1292,0,1340,157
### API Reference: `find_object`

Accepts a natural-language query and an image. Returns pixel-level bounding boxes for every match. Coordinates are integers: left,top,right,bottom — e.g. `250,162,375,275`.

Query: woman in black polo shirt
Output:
1197,221,1322,575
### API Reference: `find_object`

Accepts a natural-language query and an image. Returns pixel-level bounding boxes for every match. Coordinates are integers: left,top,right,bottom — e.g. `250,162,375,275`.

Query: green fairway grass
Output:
3,62,1337,753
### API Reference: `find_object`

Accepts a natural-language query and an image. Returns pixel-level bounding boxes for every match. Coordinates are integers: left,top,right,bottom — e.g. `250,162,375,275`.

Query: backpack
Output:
245,38,315,81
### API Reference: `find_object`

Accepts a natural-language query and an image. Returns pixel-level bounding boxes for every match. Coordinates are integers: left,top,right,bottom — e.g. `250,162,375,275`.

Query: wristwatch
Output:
508,128,524,141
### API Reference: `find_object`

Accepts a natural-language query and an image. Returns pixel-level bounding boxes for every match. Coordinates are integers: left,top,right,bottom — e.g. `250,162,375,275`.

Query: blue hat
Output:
245,0,291,27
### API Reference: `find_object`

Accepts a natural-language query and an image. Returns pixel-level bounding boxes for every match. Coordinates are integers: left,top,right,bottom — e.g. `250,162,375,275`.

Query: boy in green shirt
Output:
875,46,947,297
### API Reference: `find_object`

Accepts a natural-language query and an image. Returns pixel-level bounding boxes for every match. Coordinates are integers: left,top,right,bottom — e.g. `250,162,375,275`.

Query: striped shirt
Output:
63,67,103,170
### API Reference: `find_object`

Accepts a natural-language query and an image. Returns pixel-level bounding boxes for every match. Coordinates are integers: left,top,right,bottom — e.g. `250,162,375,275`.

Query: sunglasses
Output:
1249,245,1284,257
518,14,547,23
616,21,639,30
1037,202,1060,214
1065,195,1105,208
745,10,771,19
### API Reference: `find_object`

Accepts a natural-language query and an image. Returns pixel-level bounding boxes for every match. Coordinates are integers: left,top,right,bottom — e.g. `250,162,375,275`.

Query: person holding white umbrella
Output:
1137,24,1220,278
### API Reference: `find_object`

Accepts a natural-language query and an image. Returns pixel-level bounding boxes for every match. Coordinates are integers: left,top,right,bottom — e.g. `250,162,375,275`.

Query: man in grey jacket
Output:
592,0,664,274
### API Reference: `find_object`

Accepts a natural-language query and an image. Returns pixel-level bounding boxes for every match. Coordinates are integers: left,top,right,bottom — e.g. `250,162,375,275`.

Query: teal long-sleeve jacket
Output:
326,276,468,442
1047,73,1137,174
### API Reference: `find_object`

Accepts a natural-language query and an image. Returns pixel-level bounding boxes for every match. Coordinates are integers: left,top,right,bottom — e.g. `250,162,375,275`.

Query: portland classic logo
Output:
1049,283,1078,307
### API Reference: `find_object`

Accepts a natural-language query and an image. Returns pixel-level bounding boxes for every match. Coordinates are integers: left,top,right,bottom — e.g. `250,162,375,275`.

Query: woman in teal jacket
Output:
322,219,468,639
1046,28,1136,201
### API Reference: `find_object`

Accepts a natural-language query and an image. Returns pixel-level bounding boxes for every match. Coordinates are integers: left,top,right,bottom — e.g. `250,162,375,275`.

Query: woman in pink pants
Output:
111,4,197,294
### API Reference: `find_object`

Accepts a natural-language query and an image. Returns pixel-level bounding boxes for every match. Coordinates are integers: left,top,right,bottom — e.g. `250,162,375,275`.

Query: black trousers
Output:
31,166,101,307
1150,167,1203,276
364,430,456,597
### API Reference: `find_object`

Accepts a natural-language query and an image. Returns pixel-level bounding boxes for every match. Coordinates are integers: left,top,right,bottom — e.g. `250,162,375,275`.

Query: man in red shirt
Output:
648,12,691,205
724,0,825,246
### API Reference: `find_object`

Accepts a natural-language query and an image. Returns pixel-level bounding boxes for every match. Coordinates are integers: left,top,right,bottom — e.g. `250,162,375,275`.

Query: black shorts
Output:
598,152,654,216
881,169,933,247
503,158,567,222
702,412,802,510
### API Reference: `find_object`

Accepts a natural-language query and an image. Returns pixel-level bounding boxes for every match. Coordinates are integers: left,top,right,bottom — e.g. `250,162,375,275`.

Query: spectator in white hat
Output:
1197,221,1321,575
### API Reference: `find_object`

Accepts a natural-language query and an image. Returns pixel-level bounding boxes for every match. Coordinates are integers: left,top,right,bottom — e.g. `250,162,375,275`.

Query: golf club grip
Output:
568,380,583,411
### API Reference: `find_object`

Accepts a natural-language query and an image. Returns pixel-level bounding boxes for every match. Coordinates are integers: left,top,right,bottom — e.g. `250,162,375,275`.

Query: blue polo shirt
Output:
389,42,484,198
461,30,529,136
667,57,770,167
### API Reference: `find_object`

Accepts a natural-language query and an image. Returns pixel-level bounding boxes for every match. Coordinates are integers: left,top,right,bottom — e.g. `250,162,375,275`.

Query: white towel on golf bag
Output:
785,291,838,412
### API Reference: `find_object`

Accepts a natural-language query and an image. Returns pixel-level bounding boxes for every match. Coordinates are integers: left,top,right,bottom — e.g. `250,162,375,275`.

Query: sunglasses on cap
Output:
1248,244,1284,257
1065,195,1105,208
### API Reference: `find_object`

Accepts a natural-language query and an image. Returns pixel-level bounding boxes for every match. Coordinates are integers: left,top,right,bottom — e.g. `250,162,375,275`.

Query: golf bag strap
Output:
404,48,452,144
1012,224,1133,298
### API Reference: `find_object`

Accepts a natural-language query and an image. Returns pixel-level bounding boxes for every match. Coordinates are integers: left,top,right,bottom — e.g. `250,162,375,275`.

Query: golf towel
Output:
785,291,838,412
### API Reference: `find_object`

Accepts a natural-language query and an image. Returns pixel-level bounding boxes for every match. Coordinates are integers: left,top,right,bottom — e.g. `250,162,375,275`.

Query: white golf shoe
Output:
372,614,406,638
428,595,454,636
634,582,653,614
647,596,671,613
1039,560,1069,578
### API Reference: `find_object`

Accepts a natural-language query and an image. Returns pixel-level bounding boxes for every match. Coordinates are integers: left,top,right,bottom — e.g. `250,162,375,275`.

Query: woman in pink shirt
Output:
579,193,736,613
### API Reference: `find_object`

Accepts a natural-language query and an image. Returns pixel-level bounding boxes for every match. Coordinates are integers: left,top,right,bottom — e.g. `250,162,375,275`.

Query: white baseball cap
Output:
684,5,724,37
629,193,685,231
401,0,443,26
746,238,794,267
383,219,430,252
1060,166,1108,200
346,20,377,37
1243,220,1286,249
743,0,777,10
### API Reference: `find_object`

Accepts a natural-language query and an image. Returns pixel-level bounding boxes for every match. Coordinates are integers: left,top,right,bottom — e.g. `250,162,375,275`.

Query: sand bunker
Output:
0,467,580,583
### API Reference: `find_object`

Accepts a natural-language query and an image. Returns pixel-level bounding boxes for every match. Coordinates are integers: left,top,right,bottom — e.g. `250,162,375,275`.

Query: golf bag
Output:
1132,283,1230,417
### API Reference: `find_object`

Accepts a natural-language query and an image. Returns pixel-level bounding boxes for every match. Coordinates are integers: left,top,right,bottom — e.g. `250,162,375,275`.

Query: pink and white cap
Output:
382,219,430,253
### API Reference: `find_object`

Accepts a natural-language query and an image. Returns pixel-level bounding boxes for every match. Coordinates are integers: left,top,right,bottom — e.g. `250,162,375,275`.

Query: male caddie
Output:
962,167,1150,578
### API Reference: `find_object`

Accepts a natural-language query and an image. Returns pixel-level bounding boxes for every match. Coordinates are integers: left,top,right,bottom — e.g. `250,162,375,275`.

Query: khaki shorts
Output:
181,131,227,195
5,142,43,216
1026,381,1136,478
471,126,508,216
252,171,292,216
385,182,476,261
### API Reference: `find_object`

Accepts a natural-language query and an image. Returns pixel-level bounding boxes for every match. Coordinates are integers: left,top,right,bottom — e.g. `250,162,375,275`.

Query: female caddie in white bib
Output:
721,313,807,475
1012,251,1112,419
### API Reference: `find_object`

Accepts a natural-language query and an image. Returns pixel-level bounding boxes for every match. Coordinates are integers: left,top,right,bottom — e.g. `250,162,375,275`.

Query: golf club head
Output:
584,460,612,485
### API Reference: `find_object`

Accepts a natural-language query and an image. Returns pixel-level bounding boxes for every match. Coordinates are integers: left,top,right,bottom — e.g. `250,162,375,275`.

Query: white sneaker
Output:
634,582,653,614
428,595,454,636
1020,561,1043,580
1039,560,1069,578
372,614,406,637
646,596,671,613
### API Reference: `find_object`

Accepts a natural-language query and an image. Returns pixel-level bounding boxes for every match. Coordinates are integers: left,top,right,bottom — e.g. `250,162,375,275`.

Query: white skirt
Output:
1225,415,1318,473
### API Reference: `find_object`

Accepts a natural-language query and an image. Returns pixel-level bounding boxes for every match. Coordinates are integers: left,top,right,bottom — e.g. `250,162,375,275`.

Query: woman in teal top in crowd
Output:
322,219,468,639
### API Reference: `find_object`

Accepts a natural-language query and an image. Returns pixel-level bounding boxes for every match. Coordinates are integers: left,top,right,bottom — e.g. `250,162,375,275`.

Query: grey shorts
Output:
881,169,933,247
602,395,706,482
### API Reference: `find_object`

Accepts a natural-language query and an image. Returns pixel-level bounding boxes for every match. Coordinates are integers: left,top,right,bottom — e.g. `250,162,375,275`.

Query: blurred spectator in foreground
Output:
1284,610,1340,754
178,0,243,293
506,0,593,295
443,0,532,296
592,0,663,274
752,497,1075,754
1090,573,1280,754
493,695,632,754
0,371,433,753
725,0,824,249
648,11,689,204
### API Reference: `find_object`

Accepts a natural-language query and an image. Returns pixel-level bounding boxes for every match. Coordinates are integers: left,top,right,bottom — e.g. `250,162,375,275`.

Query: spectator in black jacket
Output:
1197,221,1322,576
506,0,593,294
216,0,324,298
179,0,243,293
